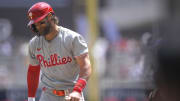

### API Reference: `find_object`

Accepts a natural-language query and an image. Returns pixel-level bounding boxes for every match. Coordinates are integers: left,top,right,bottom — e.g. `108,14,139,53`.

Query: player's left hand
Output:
67,91,82,101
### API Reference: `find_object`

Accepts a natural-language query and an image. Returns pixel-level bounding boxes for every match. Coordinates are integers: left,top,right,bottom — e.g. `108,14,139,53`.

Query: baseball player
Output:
26,2,92,101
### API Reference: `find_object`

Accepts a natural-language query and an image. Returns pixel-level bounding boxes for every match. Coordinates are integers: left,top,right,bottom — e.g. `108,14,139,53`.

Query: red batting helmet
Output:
27,2,54,26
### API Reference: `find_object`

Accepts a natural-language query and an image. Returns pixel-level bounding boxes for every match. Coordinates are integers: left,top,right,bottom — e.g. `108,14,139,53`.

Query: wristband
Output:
73,78,87,93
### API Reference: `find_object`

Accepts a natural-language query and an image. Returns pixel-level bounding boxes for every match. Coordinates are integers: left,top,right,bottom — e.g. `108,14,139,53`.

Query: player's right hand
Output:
64,95,71,101
68,91,82,101
28,97,35,101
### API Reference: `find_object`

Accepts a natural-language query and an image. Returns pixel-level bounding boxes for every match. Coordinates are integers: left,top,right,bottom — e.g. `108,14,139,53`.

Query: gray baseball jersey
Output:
28,26,88,90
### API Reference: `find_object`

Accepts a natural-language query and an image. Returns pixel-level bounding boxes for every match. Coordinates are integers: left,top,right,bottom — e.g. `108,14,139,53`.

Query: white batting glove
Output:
28,97,35,101
69,91,82,101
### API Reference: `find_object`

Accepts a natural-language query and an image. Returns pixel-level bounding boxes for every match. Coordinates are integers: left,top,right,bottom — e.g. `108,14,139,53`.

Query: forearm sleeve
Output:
27,64,40,97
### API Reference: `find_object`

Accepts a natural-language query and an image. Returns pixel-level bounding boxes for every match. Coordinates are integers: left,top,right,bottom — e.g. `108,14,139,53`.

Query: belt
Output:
42,87,66,96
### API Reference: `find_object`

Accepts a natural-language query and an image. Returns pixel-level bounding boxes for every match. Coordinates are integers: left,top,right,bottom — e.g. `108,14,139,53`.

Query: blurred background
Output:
0,0,180,101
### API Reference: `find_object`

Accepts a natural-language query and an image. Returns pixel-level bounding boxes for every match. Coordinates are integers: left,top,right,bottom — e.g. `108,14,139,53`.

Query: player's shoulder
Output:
29,36,41,47
29,36,37,44
60,26,80,38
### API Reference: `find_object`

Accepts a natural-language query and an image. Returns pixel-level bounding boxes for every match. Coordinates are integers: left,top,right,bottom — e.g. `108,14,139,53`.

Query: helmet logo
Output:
29,12,33,19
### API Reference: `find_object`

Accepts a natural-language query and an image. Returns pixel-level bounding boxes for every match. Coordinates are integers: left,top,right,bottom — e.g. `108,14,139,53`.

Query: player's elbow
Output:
79,63,92,81
86,64,92,80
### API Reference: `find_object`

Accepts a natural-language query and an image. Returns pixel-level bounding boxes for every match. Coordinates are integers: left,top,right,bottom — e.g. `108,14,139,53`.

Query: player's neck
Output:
45,25,59,41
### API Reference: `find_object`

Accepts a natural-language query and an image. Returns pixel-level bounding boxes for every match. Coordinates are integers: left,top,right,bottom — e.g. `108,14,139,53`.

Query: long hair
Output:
51,13,59,25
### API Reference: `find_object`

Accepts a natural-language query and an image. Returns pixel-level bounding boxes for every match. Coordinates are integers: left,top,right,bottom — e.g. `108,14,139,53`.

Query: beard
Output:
38,21,52,36
42,22,51,36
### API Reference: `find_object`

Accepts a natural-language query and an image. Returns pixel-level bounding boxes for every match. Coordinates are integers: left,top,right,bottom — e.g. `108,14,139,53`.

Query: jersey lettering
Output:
36,54,72,68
